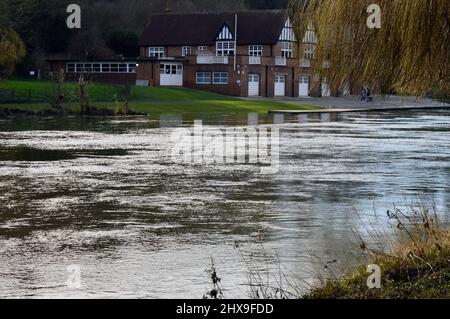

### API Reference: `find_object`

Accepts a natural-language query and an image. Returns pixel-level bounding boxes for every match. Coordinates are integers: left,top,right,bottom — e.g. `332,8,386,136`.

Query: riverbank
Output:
304,207,450,299
0,80,316,117
250,95,449,110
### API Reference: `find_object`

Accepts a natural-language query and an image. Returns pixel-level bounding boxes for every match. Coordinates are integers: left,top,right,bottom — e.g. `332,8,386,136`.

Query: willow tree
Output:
290,0,450,96
0,28,26,79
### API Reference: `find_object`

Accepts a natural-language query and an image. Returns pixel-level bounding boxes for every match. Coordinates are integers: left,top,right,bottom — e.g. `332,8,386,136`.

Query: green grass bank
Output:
0,80,317,115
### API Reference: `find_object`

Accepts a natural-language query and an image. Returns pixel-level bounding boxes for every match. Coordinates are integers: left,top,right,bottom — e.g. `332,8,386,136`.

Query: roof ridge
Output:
150,9,287,16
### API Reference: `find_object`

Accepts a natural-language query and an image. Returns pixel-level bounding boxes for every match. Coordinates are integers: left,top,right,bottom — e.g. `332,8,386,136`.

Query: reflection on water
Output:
0,110,449,298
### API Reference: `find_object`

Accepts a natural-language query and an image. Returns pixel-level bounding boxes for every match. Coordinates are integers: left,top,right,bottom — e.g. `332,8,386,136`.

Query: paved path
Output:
244,95,449,110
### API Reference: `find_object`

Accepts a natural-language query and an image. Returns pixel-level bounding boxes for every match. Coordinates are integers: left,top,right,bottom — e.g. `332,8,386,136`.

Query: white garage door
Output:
299,76,309,97
160,63,183,86
248,74,260,96
274,75,285,97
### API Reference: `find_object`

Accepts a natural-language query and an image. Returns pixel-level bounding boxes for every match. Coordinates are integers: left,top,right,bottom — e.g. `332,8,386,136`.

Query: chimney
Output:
165,0,172,13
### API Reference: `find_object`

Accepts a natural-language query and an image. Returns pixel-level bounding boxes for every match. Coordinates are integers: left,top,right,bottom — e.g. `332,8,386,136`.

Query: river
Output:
0,110,449,298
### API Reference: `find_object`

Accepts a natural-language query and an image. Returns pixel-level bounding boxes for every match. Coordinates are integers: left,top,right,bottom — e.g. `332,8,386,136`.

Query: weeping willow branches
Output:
289,0,450,96
0,28,27,79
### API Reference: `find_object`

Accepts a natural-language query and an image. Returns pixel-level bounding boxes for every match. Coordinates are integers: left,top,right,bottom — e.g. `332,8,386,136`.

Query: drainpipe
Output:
265,65,269,97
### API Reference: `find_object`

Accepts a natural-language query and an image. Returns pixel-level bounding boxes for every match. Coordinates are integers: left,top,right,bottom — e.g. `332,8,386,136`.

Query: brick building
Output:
47,10,332,97
136,10,321,97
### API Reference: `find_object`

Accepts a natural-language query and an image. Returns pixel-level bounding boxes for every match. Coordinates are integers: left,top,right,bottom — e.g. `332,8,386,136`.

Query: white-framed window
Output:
216,41,235,56
198,46,208,52
67,63,75,72
196,72,211,84
281,42,293,59
128,64,137,73
249,45,263,57
213,72,228,84
304,44,315,60
102,64,111,72
160,63,182,75
66,62,137,73
182,46,192,57
149,47,165,58
110,64,119,72
275,75,285,83
119,64,127,73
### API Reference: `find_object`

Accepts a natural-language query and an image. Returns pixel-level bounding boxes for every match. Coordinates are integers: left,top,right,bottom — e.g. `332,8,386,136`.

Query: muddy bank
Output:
0,107,146,118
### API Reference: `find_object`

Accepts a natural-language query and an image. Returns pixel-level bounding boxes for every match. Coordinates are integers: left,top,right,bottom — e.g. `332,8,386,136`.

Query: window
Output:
182,46,192,57
275,75,285,83
128,64,137,73
213,72,228,84
119,64,127,73
216,41,235,56
66,62,137,73
110,64,119,72
281,42,293,59
196,72,211,84
149,47,165,58
102,64,111,73
198,46,208,53
160,64,182,75
304,44,315,60
249,45,263,57
75,64,83,73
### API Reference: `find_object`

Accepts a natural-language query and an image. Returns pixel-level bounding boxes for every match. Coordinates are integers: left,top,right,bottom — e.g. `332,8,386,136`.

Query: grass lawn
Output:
0,79,317,114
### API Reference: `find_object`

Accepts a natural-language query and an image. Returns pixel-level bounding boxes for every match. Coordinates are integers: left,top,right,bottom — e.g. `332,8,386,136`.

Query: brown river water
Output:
0,110,449,298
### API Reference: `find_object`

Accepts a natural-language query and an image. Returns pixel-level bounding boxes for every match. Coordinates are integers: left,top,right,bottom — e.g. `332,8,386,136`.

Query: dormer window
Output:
281,42,293,59
304,43,315,60
216,25,235,57
216,41,235,56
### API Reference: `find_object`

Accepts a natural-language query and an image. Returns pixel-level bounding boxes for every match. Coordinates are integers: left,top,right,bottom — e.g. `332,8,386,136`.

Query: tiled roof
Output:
139,10,288,46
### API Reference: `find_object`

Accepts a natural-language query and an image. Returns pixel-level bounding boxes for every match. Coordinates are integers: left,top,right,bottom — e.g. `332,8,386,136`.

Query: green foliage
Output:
105,30,139,57
0,0,290,71
0,29,27,78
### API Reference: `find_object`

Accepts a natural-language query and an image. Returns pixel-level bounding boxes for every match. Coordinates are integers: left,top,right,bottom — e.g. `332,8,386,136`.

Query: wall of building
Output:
48,61,137,86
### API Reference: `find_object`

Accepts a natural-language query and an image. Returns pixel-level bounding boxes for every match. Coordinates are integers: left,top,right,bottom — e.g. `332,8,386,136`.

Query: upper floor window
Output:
281,42,293,59
249,45,263,57
149,47,165,58
216,41,235,57
182,46,192,57
304,43,315,60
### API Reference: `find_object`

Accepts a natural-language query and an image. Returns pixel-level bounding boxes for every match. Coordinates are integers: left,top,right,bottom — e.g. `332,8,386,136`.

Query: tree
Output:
290,0,450,96
0,28,27,78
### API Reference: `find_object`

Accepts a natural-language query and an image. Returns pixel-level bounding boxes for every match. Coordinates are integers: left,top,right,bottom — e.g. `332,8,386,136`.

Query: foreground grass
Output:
304,206,450,299
0,79,125,103
0,80,317,114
